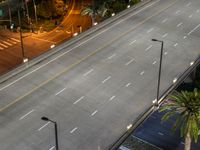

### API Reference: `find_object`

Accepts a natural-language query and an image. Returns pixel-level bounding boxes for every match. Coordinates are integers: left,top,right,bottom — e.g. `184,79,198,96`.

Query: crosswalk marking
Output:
7,39,17,44
0,42,8,48
1,41,12,46
10,38,20,42
0,38,20,50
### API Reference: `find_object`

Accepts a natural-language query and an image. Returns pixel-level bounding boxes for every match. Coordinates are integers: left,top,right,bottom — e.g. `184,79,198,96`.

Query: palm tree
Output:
80,5,96,25
159,88,200,150
80,1,109,25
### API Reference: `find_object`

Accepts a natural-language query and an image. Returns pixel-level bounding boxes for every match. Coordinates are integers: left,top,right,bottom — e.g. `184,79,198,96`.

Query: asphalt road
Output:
0,0,200,150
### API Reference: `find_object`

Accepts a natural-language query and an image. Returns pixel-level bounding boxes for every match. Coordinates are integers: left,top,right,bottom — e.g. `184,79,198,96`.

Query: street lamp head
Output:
41,116,49,121
152,39,158,41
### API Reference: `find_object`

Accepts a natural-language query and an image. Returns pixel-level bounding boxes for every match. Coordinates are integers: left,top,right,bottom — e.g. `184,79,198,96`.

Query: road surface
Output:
0,0,200,149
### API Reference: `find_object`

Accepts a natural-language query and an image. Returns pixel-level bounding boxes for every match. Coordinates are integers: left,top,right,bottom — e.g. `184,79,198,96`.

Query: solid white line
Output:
49,146,55,150
125,58,135,66
55,88,66,96
174,43,178,47
140,71,145,75
177,22,183,27
108,54,116,59
145,45,152,51
153,61,157,65
186,2,191,7
91,110,98,116
162,33,168,38
189,14,193,18
38,122,50,131
187,24,200,35
126,83,131,87
129,40,136,45
19,109,35,120
70,127,78,133
73,96,84,104
109,95,116,101
102,76,111,83
0,0,160,91
83,69,94,76
162,18,167,23
147,28,154,33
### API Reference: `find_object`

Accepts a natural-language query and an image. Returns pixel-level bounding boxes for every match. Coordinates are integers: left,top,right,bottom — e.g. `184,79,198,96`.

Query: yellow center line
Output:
0,0,179,112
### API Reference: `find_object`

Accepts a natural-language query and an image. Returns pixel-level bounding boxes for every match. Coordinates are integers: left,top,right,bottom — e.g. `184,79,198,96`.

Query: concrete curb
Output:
0,0,153,83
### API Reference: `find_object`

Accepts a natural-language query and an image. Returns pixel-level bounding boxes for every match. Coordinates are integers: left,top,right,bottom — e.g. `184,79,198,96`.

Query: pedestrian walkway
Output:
0,37,20,50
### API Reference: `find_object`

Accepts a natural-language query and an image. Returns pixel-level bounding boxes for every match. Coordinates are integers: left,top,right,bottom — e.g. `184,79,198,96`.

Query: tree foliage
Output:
159,89,200,150
36,0,65,19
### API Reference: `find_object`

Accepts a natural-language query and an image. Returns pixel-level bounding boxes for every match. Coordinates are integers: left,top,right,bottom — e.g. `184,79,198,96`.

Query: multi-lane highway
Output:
0,0,200,149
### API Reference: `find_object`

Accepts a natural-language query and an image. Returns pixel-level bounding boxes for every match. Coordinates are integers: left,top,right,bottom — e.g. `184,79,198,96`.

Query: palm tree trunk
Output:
184,132,191,150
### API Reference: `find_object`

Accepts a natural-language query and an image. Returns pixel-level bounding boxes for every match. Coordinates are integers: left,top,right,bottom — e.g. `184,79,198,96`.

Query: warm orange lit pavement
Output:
0,0,91,75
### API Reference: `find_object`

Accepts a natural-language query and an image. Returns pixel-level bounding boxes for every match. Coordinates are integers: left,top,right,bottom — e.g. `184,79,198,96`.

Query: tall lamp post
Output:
152,39,164,105
41,117,59,150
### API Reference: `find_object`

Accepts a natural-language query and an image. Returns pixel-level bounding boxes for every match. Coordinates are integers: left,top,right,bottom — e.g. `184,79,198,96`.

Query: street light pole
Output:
152,39,164,105
41,117,59,150
18,9,25,60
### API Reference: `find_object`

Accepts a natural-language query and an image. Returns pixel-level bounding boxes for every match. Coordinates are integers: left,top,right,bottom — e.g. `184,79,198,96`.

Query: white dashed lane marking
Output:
175,10,180,14
38,122,50,131
186,2,191,7
177,22,183,27
125,58,135,66
162,18,167,23
162,33,168,38
153,61,157,65
187,24,200,35
147,28,154,33
108,54,116,59
102,76,111,83
73,96,84,104
19,109,35,120
129,40,136,45
83,69,94,76
55,88,66,96
145,45,152,51
140,71,145,75
109,96,116,101
49,146,55,150
70,127,78,133
126,83,132,87
91,110,98,116
174,43,178,47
